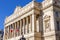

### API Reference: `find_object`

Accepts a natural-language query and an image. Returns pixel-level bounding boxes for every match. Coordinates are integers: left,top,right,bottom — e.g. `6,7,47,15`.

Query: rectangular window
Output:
56,21,60,31
55,11,59,17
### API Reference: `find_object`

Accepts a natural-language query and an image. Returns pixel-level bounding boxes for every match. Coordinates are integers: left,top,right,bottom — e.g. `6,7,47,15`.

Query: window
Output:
55,11,59,17
56,21,60,31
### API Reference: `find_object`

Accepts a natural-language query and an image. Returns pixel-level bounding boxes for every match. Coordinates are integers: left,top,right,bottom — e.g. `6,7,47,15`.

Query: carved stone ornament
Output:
44,15,51,32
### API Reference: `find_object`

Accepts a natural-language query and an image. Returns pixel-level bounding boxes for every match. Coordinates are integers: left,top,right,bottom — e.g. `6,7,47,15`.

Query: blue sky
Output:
0,0,43,30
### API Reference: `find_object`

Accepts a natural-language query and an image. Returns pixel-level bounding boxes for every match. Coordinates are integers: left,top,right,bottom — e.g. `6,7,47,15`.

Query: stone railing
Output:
42,0,53,9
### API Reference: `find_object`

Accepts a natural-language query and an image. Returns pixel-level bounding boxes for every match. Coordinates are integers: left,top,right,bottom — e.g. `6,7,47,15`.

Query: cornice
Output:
5,0,60,24
5,1,40,24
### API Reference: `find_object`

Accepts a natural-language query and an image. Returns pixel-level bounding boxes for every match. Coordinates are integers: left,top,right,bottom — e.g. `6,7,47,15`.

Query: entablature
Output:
5,1,41,24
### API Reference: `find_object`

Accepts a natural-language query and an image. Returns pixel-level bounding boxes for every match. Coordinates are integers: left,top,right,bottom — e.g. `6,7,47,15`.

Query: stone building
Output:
4,0,60,40
0,30,4,40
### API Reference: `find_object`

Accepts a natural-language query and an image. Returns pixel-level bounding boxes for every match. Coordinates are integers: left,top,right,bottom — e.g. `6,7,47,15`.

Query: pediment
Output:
13,6,22,15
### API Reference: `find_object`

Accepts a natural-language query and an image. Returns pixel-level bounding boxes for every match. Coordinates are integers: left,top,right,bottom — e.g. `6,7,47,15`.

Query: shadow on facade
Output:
39,3,44,40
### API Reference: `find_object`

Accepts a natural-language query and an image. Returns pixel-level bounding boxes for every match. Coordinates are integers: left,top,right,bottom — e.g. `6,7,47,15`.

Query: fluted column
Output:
32,14,36,32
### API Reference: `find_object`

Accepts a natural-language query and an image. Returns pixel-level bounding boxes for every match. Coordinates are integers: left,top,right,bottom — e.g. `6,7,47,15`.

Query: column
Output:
12,24,14,37
6,27,8,39
14,23,15,37
13,23,15,37
27,17,29,33
32,14,36,32
25,17,27,34
25,18,26,34
26,17,29,33
20,20,22,35
14,22,16,37
29,15,32,33
8,26,9,38
28,16,30,33
8,26,10,38
23,18,25,34
16,22,17,36
11,24,13,38
5,27,7,39
4,27,5,40
10,25,11,38
18,21,20,36
21,19,23,35
17,21,20,36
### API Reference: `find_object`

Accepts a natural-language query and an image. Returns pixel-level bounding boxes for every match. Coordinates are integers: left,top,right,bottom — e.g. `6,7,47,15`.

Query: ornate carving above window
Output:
44,15,50,20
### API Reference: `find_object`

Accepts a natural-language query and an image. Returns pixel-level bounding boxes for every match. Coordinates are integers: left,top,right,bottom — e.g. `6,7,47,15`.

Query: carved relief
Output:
44,15,51,32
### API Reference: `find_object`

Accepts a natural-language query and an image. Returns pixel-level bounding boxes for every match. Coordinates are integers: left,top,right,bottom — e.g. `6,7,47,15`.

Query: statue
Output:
19,32,26,40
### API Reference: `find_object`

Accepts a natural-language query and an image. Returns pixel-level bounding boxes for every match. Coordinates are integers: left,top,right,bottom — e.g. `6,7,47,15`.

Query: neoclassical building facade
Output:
4,0,60,40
